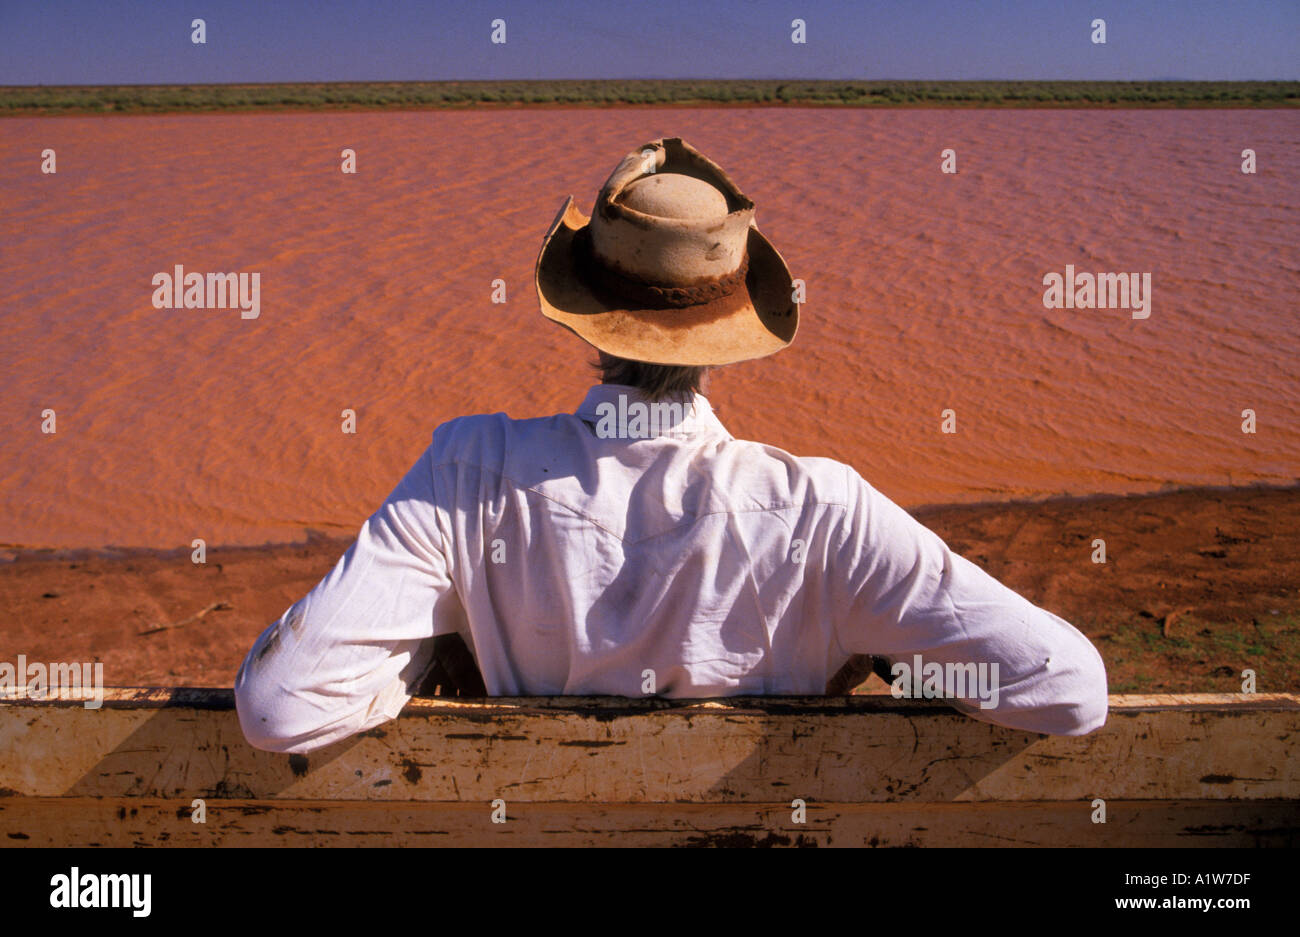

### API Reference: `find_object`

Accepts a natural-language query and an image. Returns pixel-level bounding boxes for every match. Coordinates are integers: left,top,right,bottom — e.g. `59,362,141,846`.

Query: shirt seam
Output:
424,445,455,569
431,456,846,547
830,462,861,662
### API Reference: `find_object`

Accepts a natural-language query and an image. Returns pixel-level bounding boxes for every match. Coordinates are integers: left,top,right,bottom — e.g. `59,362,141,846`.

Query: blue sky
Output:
1,0,1296,84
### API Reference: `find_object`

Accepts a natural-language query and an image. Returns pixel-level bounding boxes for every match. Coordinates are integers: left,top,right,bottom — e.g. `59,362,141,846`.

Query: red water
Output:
1,108,1297,550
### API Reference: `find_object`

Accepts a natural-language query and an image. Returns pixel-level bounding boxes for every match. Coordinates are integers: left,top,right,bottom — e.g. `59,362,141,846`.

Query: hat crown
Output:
589,139,755,285
619,173,728,221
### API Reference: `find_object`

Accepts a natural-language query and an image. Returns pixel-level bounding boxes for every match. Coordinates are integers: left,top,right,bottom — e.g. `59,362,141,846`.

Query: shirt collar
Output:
575,384,732,441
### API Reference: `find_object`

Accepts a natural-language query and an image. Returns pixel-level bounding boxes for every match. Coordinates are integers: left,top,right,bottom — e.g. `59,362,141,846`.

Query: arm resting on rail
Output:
234,446,462,753
834,466,1109,735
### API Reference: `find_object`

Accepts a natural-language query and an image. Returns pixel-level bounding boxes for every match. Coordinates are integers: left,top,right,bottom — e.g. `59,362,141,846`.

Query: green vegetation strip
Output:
2,80,1298,114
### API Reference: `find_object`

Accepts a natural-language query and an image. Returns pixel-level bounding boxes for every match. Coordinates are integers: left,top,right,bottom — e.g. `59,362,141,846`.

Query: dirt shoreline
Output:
2,484,1297,693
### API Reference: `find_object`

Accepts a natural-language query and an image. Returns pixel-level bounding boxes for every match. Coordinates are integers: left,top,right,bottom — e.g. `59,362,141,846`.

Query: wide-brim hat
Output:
535,137,799,366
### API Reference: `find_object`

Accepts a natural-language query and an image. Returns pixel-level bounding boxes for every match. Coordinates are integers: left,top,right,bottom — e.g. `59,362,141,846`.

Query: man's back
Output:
235,384,1108,753
437,384,852,697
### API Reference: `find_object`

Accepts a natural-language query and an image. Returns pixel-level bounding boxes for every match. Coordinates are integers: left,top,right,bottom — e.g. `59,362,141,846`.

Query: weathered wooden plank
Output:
1,798,1295,848
1,690,1296,803
6,687,1291,713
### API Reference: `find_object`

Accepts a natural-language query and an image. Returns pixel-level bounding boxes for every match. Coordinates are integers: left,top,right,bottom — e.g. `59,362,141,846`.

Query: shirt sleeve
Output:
234,443,463,753
833,465,1108,736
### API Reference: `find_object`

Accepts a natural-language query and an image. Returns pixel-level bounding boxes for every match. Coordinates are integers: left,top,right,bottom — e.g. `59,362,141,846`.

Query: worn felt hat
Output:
535,137,799,366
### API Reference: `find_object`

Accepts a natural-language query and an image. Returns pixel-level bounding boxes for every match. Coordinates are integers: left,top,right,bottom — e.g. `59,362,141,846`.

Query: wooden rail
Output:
1,689,1297,846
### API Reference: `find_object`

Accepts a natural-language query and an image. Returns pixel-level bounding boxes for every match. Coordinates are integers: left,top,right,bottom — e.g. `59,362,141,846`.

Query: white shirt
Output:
235,384,1108,753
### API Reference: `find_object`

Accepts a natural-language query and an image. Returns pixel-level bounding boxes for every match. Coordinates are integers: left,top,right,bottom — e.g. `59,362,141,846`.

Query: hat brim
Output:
535,198,799,367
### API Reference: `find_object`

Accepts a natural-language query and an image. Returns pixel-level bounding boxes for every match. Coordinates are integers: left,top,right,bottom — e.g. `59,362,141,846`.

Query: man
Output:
235,138,1108,754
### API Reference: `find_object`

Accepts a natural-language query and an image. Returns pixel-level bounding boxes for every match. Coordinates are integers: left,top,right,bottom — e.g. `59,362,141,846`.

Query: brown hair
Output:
594,352,710,401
